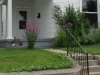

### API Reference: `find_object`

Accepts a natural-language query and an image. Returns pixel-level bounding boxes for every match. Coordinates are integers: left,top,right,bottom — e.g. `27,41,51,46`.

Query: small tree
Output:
23,20,39,49
52,4,91,35
52,4,91,47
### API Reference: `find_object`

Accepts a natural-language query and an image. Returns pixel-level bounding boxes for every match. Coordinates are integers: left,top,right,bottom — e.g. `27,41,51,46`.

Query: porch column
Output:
7,0,13,39
0,4,2,39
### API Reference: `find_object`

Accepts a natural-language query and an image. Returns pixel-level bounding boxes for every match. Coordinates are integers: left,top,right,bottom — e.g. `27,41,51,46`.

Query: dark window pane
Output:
85,13,98,28
19,21,26,29
19,11,27,20
82,0,97,12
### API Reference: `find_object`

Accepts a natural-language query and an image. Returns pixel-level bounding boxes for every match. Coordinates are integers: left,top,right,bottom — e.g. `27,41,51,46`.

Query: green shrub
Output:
53,27,66,48
52,4,91,34
80,28,95,44
81,28,100,45
93,28,100,43
52,4,91,47
23,20,39,49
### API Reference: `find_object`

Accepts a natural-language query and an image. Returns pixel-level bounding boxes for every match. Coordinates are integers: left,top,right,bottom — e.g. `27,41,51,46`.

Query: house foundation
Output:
0,38,53,48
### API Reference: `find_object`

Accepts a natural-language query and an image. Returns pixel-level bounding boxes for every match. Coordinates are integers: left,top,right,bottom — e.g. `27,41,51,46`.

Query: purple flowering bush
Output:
23,20,39,49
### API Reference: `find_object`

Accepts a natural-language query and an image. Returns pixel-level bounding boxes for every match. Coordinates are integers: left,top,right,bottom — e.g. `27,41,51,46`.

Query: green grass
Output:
0,48,74,73
60,44,100,55
82,44,100,54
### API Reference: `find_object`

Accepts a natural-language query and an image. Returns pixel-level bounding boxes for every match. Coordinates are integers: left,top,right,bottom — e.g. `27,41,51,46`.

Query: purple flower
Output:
68,22,73,26
68,22,71,25
23,20,40,49
25,20,39,34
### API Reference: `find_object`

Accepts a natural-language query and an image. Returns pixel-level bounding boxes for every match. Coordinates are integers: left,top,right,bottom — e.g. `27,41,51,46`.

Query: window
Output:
19,11,27,29
82,0,98,28
82,0,97,12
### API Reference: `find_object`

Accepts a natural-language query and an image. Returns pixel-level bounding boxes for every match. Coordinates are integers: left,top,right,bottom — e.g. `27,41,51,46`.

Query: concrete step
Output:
79,60,98,66
90,72,100,75
87,55,94,60
88,60,98,66
89,66,100,72
72,54,95,60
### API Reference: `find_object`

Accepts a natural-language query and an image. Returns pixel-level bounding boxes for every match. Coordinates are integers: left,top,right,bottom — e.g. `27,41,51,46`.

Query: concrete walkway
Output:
0,49,81,75
44,48,67,54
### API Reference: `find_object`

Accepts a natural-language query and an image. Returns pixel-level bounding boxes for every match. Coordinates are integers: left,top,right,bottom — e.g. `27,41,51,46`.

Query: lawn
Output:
82,44,100,54
60,43,100,55
0,48,74,72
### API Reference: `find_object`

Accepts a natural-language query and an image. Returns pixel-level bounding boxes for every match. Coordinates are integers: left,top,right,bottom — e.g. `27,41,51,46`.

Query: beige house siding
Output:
32,0,55,39
1,0,81,39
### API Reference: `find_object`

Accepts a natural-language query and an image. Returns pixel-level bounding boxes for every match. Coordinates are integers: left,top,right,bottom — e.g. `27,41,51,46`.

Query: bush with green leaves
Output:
53,27,66,48
52,4,91,34
93,28,100,43
23,20,39,49
81,28,100,45
52,4,91,47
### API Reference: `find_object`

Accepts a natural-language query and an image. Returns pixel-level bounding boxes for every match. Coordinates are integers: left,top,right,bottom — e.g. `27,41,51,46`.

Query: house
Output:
0,0,99,48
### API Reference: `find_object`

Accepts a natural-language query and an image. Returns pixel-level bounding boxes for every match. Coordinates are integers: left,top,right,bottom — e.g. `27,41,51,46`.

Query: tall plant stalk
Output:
23,20,39,49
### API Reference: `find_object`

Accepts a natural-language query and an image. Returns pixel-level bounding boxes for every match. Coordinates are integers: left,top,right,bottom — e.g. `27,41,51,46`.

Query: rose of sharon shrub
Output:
23,20,39,49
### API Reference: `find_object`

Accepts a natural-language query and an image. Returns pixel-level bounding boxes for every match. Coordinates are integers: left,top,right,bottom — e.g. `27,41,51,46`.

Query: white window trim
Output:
79,0,82,12
82,12,98,14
